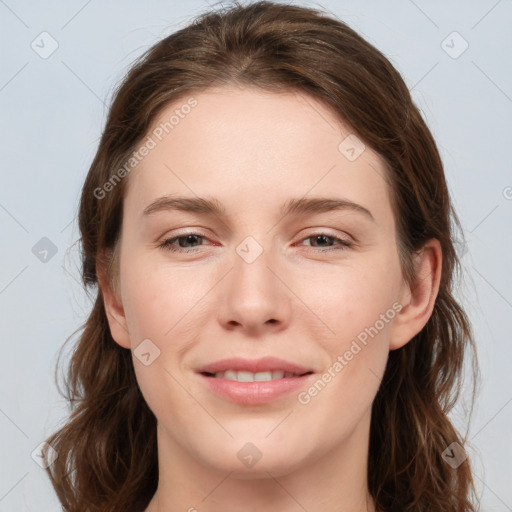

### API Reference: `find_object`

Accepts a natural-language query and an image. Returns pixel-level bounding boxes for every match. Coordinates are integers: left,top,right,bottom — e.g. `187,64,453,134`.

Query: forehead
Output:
123,86,394,230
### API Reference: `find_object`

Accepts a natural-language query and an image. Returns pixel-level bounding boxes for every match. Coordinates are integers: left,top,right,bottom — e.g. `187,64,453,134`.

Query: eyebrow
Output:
142,195,375,222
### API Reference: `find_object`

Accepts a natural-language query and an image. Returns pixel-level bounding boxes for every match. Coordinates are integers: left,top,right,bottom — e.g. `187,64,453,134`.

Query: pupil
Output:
180,235,199,247
314,235,330,247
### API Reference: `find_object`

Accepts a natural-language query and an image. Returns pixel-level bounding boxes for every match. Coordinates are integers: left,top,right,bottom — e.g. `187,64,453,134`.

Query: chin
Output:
195,438,311,479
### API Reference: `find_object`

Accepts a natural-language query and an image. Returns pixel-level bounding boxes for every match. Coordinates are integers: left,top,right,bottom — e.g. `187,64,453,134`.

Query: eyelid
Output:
294,231,353,251
295,227,353,242
157,228,211,246
157,228,354,254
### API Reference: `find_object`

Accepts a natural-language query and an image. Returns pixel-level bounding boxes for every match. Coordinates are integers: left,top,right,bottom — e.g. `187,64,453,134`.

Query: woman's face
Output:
104,86,420,477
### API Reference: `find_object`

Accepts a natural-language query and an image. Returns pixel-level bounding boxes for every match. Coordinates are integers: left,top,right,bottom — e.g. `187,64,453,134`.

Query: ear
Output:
96,249,131,349
389,238,442,351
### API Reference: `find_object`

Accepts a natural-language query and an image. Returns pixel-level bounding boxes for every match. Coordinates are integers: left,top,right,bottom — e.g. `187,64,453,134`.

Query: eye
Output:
157,231,353,254
158,232,210,253
297,232,352,252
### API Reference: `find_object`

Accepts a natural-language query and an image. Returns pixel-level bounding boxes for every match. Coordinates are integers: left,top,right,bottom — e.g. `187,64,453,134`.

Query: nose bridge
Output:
232,233,278,297
217,233,290,330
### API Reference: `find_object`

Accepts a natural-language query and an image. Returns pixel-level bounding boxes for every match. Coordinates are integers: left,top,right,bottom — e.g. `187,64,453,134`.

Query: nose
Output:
216,242,292,335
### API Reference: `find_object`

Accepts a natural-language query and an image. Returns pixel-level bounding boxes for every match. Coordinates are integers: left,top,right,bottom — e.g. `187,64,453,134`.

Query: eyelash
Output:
157,232,353,253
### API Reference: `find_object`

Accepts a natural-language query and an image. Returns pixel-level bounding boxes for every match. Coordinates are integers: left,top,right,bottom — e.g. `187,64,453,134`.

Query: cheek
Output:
120,259,206,415
293,254,400,399
120,252,210,342
295,257,401,341
298,298,391,424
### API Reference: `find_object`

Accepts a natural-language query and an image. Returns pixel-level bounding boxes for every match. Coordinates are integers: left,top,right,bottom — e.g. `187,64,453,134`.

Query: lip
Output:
195,356,315,405
196,356,313,375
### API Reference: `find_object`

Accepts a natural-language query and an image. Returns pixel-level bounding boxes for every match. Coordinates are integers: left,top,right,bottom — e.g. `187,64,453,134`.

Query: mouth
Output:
195,357,316,405
200,370,314,382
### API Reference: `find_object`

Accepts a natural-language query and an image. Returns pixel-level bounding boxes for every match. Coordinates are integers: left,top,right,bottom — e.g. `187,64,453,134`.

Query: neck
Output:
145,409,377,512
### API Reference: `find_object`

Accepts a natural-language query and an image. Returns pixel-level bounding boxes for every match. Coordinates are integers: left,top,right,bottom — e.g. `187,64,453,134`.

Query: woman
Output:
43,1,480,511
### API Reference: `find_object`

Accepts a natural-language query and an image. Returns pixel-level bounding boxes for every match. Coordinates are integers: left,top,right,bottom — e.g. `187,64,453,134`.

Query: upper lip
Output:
196,356,313,375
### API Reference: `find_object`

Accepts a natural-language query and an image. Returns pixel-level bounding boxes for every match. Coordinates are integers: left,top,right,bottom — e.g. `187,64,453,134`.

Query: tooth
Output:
254,371,273,381
214,370,292,381
224,370,237,381
237,371,254,382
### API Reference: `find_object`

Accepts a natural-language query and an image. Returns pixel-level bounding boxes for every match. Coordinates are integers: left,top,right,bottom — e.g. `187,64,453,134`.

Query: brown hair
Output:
43,1,481,511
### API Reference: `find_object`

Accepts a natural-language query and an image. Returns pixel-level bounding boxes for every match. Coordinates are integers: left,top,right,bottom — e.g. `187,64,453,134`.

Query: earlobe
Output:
96,258,131,350
389,239,442,351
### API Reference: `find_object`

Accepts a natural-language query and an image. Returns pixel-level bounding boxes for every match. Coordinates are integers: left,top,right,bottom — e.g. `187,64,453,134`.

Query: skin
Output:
99,86,442,512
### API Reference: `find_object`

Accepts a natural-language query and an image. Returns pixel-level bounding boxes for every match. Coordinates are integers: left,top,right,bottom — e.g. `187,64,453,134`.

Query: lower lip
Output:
197,373,315,405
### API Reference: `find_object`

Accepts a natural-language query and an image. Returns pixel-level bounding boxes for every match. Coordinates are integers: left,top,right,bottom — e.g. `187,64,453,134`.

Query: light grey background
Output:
1,0,511,510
